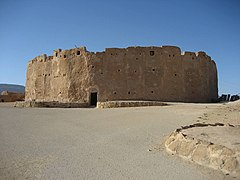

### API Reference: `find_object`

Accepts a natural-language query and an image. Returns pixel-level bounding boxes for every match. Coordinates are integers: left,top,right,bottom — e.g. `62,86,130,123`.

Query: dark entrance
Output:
90,92,97,106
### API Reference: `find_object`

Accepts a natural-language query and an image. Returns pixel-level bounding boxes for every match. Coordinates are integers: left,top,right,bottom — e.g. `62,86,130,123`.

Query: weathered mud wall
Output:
25,47,91,103
0,91,25,102
25,46,218,104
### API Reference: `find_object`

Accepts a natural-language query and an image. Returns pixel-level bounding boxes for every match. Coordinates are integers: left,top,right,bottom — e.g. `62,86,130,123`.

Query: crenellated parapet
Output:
28,46,214,65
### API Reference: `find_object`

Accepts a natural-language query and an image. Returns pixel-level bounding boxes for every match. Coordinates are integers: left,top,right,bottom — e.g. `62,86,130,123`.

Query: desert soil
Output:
0,101,239,180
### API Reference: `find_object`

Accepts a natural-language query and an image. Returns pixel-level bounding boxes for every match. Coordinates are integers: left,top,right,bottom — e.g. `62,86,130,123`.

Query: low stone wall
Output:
165,123,240,178
97,101,168,108
14,101,88,108
14,100,168,108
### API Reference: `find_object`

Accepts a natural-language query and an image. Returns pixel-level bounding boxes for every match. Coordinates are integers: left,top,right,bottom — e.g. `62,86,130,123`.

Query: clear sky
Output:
0,0,239,95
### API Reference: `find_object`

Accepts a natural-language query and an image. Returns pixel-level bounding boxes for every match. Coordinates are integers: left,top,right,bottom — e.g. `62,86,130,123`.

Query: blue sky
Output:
0,0,239,95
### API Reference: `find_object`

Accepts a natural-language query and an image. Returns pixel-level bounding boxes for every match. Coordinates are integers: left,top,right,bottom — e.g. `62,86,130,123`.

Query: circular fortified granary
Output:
25,45,218,107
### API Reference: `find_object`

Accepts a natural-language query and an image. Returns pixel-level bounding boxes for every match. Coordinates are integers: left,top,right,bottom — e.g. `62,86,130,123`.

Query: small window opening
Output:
150,51,155,56
139,53,142,55
175,74,177,76
90,92,98,107
134,70,137,73
113,91,117,95
173,54,175,57
59,92,61,94
169,54,171,57
151,91,154,94
63,74,66,76
56,53,58,57
128,91,131,94
192,57,194,60
77,51,80,55
1,99,4,102
111,53,113,55
64,55,66,58
152,68,155,72
118,69,121,72
92,65,95,68
136,58,138,60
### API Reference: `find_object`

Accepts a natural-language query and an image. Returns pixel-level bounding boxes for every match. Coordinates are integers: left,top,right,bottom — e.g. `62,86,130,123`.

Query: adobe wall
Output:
0,91,25,102
25,45,218,104
25,47,91,103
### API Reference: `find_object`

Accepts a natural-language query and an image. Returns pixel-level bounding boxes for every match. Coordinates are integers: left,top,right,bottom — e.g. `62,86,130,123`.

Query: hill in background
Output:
0,84,25,93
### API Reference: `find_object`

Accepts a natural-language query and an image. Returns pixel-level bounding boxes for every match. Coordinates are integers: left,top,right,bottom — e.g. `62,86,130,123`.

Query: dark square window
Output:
150,51,155,56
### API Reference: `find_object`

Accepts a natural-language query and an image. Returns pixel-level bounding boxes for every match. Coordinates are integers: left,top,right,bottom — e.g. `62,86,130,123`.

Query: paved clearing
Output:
0,103,230,179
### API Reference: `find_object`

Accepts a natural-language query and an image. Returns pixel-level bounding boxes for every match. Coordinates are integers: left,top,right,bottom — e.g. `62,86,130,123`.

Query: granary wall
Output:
25,47,91,103
25,45,218,105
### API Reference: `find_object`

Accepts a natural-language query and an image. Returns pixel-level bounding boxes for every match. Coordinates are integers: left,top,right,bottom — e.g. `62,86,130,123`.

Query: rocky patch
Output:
165,123,240,178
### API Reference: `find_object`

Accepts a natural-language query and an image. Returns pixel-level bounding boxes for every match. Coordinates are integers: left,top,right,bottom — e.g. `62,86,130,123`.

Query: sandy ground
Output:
197,100,240,125
0,102,238,180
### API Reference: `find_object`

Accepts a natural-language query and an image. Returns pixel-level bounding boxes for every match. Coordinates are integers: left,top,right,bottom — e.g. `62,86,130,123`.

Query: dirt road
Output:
0,102,231,179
